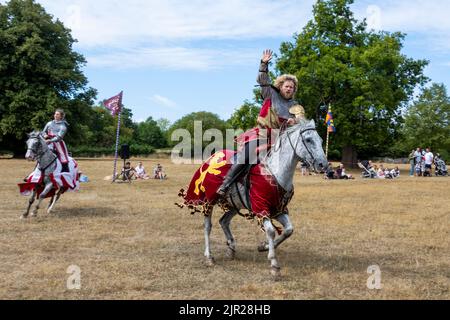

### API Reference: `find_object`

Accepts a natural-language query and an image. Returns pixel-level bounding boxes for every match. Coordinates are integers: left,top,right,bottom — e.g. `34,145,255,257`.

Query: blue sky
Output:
35,0,450,123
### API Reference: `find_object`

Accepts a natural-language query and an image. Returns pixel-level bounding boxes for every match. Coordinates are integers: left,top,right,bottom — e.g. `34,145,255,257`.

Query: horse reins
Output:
286,128,317,167
28,137,58,171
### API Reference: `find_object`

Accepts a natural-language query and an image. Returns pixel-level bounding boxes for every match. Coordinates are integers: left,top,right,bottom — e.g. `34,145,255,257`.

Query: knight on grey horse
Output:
203,119,328,279
20,131,79,219
179,49,328,279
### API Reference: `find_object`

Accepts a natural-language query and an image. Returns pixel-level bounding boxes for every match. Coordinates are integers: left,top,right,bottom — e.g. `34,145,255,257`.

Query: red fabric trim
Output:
249,166,281,218
49,173,59,189
54,141,69,164
182,150,286,219
60,175,72,190
259,99,272,118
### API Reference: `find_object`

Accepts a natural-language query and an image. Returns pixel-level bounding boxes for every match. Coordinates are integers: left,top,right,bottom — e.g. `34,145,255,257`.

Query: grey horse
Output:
21,132,65,219
195,119,328,279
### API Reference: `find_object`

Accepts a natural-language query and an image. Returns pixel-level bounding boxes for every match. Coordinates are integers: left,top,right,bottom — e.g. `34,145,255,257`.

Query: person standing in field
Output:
408,149,415,177
424,148,434,177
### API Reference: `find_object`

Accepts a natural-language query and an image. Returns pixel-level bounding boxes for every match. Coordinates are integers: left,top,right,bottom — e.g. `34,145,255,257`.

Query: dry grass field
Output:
0,158,449,300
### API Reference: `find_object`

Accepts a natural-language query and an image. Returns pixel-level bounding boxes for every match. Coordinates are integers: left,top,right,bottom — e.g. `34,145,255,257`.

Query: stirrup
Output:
217,186,228,196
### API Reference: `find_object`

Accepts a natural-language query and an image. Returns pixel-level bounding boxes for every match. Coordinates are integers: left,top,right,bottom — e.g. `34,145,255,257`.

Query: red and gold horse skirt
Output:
181,150,289,219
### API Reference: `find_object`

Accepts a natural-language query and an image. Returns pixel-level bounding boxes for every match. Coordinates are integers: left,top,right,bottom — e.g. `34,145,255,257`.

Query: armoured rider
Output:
217,49,302,196
43,109,70,173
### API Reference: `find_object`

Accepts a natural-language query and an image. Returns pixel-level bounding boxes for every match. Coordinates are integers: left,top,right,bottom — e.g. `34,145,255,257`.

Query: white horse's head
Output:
25,131,47,161
285,119,328,172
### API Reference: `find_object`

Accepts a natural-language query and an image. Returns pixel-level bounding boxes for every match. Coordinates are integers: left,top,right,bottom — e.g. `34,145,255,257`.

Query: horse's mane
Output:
29,131,43,138
281,119,314,136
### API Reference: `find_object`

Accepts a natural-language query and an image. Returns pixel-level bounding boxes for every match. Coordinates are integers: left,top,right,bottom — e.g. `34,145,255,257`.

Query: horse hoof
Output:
258,242,269,252
20,214,28,220
226,248,236,260
270,267,282,281
30,212,37,218
205,257,215,267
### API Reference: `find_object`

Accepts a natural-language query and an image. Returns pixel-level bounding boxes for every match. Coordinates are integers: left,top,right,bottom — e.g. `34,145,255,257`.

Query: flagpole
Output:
111,92,123,183
326,128,330,159
112,110,122,182
325,103,331,159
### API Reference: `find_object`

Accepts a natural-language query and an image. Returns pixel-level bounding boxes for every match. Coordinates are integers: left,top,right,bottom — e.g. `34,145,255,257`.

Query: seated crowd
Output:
359,160,400,179
324,163,355,180
118,161,167,181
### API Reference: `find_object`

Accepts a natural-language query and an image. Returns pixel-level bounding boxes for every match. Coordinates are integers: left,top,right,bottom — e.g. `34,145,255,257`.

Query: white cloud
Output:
354,0,450,52
151,95,177,108
363,1,450,32
37,0,313,48
35,0,450,70
87,46,257,70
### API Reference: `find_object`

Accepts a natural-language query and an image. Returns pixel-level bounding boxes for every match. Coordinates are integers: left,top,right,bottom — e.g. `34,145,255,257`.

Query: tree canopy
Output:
227,100,260,132
134,117,167,149
400,83,450,159
0,0,96,154
167,112,227,149
275,0,429,161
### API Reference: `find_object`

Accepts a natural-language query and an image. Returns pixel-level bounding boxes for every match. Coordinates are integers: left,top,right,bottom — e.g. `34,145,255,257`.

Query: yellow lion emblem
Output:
194,152,227,196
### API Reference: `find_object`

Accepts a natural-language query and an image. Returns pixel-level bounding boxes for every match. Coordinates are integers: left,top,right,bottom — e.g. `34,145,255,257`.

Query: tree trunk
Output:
342,145,358,169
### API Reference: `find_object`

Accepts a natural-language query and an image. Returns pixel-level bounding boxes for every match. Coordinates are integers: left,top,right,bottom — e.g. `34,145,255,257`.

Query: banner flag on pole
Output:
102,92,123,116
102,91,124,182
325,106,336,133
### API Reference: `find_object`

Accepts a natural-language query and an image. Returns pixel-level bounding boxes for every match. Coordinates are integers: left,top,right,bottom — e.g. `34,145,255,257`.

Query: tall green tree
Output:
227,100,260,131
167,112,226,149
275,0,428,163
0,0,96,154
400,83,450,159
135,117,166,148
81,106,134,149
156,118,171,135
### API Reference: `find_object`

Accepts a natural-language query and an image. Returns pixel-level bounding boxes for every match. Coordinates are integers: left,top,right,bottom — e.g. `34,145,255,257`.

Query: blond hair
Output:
274,74,298,93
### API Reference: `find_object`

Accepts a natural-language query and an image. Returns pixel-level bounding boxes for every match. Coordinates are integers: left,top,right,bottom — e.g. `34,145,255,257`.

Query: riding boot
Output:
217,164,250,196
61,163,69,173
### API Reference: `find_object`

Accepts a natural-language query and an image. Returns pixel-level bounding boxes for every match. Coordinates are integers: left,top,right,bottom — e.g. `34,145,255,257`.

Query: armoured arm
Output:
50,123,67,142
257,61,273,100
43,122,51,137
257,50,274,100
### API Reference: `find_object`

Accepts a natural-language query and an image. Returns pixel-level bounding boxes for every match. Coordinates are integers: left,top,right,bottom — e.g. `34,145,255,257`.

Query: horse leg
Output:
204,209,215,266
219,210,238,260
263,218,281,280
21,189,36,219
31,183,53,217
48,196,55,211
273,214,294,249
258,213,294,252
47,189,63,214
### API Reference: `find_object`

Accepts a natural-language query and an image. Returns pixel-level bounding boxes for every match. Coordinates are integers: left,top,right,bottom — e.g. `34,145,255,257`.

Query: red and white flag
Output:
102,91,123,116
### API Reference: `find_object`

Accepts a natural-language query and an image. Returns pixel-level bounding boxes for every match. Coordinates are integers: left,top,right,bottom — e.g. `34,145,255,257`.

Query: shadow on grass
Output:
51,207,121,219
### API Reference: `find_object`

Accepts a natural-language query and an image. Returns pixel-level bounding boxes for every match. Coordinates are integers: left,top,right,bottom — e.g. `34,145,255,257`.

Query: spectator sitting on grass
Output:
324,163,336,179
135,162,150,180
336,163,355,180
154,163,167,180
390,166,400,178
121,162,136,181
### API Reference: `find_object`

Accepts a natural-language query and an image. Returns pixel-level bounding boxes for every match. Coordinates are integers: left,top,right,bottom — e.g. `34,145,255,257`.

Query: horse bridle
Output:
28,135,57,171
28,136,46,159
286,128,318,169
